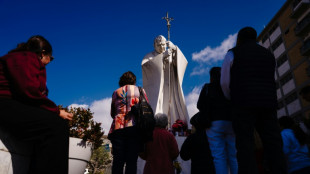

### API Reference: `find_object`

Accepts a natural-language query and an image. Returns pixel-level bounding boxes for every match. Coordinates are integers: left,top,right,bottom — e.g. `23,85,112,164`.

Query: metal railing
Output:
295,14,310,35
293,0,302,9
301,38,310,55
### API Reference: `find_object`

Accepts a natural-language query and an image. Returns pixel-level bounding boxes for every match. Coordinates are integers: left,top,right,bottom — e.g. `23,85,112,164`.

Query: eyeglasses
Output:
42,50,54,62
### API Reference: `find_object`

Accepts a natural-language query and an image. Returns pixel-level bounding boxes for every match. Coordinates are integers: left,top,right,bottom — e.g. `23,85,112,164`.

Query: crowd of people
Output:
106,27,310,174
1,26,310,174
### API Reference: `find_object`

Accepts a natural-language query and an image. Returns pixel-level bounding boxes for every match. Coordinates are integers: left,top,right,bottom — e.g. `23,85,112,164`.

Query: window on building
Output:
277,101,284,109
306,66,310,77
293,0,302,9
276,82,280,89
296,14,310,33
277,54,288,67
301,38,310,55
262,35,269,43
280,73,293,86
271,37,283,51
269,23,279,36
293,114,302,123
285,93,298,104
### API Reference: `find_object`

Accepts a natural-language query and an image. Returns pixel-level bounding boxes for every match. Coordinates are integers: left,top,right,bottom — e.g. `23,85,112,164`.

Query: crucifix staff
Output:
162,12,174,41
162,12,174,127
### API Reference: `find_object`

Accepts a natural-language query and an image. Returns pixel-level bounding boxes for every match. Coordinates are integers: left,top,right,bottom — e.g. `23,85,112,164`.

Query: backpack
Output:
131,87,155,143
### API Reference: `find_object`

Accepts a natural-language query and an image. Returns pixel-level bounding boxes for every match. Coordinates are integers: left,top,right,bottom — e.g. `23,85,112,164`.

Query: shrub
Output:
60,106,104,149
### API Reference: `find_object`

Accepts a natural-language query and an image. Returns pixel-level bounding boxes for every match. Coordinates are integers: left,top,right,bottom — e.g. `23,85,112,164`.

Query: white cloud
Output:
185,86,201,119
190,66,210,76
192,33,237,62
191,33,237,76
69,98,112,135
89,98,112,135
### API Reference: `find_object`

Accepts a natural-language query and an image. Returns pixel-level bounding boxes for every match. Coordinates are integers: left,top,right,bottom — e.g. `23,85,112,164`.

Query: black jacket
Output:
197,83,232,126
230,41,277,108
180,130,215,174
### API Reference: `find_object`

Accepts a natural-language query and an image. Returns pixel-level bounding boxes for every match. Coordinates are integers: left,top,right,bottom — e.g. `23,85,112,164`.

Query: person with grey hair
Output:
155,113,169,128
140,113,179,174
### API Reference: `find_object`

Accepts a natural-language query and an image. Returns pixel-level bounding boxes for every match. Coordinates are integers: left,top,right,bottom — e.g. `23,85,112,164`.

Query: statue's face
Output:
154,37,167,54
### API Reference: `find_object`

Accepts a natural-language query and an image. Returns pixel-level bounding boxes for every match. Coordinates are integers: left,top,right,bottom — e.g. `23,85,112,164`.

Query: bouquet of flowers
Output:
173,160,182,174
172,119,187,134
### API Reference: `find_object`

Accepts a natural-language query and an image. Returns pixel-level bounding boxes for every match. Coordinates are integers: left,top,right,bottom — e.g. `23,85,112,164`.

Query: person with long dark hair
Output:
279,116,310,174
108,71,149,174
0,35,73,174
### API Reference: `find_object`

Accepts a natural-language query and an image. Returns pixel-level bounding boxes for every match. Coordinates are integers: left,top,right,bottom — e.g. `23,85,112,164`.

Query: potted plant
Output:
60,106,104,174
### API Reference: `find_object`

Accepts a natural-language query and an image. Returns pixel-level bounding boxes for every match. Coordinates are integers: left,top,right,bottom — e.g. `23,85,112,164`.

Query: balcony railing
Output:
301,38,310,56
293,0,302,9
295,14,310,36
291,0,310,19
291,0,310,18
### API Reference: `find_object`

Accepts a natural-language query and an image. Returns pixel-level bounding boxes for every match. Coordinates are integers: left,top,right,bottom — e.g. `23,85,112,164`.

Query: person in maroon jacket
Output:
139,113,179,174
0,35,73,174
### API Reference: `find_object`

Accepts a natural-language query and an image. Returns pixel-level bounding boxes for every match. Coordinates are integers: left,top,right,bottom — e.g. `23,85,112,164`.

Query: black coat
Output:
230,41,277,108
197,83,232,128
180,130,215,174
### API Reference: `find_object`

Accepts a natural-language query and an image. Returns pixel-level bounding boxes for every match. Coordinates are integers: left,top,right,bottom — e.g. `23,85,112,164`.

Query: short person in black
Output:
180,112,215,174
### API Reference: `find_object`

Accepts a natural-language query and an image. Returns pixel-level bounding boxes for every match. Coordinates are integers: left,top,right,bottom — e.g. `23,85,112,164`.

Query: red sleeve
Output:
169,134,179,160
5,52,59,114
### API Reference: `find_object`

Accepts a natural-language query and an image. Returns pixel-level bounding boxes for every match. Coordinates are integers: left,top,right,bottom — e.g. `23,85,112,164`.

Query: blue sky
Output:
0,0,286,133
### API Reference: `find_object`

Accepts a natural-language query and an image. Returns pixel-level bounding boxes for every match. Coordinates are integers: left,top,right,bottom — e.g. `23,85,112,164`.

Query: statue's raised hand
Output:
166,41,176,51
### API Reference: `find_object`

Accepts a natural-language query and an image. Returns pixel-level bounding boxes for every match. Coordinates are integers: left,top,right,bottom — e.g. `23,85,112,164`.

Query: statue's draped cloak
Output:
142,47,189,127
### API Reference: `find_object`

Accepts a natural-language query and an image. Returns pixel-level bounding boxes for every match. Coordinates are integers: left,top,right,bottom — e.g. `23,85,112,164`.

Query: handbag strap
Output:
138,86,146,102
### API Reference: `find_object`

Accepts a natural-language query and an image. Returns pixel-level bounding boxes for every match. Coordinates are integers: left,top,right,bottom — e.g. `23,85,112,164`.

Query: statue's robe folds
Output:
142,47,189,127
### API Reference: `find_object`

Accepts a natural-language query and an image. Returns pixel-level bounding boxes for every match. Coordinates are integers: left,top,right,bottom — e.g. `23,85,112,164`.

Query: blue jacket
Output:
281,129,310,173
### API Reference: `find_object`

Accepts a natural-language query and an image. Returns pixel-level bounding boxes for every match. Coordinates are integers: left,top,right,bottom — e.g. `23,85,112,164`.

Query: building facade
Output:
257,0,310,120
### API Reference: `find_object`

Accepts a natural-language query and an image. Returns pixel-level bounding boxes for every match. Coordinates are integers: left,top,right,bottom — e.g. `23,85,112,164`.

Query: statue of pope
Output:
141,35,189,127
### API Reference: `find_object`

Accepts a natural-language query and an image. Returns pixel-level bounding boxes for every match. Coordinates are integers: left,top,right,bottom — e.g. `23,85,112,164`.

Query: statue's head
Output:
153,35,167,54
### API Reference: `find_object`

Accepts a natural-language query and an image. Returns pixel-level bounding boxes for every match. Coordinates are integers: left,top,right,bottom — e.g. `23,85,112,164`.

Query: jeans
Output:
110,127,140,174
206,120,238,174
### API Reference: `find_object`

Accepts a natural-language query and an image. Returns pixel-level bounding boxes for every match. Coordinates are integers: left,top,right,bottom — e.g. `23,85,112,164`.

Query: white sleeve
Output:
220,51,234,100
